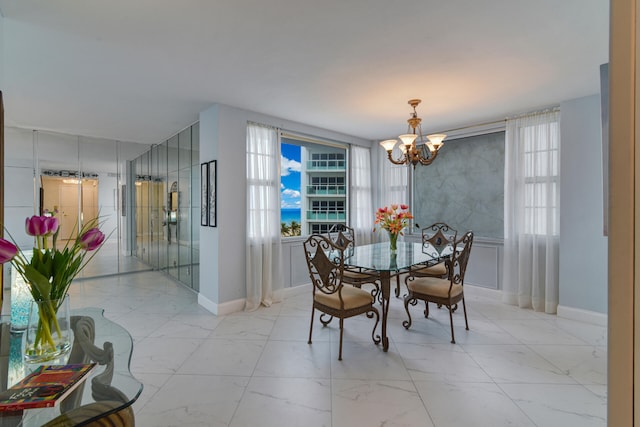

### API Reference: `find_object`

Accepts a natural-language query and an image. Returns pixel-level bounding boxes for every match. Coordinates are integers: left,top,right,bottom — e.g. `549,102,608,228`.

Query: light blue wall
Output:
559,94,608,314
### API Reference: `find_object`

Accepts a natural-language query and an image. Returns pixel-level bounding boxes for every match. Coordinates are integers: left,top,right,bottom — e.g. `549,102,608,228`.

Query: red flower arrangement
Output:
374,204,413,250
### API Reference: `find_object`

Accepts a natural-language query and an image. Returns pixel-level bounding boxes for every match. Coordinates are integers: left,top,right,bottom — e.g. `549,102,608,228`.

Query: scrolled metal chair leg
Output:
402,296,414,329
319,313,333,326
370,308,381,345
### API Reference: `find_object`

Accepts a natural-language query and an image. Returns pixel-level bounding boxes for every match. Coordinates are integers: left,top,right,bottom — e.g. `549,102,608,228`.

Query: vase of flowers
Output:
0,215,106,362
25,294,71,362
374,204,413,252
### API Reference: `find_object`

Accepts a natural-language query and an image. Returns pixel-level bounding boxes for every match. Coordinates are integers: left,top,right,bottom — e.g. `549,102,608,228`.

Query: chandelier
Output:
380,99,446,168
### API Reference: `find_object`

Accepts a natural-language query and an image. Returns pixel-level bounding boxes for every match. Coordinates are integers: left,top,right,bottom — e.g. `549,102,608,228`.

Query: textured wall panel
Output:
413,132,505,239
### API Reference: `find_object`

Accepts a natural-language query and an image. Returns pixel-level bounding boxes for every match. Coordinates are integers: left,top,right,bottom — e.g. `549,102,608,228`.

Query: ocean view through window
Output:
281,208,301,224
281,143,302,236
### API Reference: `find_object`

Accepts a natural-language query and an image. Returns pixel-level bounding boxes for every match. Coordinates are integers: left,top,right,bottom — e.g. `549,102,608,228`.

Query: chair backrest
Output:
448,230,474,285
422,222,457,256
303,234,345,296
328,224,355,250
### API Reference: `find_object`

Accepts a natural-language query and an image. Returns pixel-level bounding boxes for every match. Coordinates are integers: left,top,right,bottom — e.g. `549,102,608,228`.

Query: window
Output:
309,176,345,195
311,224,334,234
309,152,346,169
280,135,348,237
310,200,345,212
522,122,559,235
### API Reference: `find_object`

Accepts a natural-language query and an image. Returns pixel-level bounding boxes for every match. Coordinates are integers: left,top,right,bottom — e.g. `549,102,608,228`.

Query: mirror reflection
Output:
3,124,200,292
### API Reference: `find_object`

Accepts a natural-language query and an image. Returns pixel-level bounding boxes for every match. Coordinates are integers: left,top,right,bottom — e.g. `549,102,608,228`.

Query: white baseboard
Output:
197,293,217,314
465,284,502,299
197,294,245,316
277,283,311,299
198,284,311,316
557,304,607,326
466,286,608,326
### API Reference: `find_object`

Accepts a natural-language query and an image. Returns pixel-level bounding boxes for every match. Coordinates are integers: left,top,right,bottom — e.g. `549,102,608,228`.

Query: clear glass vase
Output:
388,231,398,252
25,295,71,363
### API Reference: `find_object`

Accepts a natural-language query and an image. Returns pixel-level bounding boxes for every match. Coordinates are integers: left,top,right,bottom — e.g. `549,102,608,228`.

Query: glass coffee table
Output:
0,307,142,426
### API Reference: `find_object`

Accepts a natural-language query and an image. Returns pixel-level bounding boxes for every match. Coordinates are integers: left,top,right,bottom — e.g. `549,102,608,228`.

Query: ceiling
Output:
0,1,609,145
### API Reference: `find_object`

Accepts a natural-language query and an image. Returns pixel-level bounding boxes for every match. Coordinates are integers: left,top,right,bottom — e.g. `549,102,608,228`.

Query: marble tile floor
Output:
69,271,607,427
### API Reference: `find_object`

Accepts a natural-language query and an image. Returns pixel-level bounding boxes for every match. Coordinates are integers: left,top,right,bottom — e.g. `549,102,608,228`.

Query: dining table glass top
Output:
341,241,453,272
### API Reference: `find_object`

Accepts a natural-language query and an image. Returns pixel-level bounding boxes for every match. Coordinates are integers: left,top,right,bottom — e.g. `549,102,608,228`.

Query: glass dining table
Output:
342,241,453,351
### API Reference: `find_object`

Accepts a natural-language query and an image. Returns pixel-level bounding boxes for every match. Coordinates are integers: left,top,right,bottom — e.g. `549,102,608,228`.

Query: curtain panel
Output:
376,144,409,242
502,109,560,313
245,123,283,311
350,145,374,244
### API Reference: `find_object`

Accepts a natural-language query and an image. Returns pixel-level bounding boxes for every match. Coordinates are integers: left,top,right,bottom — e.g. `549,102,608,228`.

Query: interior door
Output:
41,176,100,244
57,180,80,242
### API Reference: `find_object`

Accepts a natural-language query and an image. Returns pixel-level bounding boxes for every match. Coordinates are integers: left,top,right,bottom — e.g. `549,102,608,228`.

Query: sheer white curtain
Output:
377,144,409,242
246,123,283,311
351,145,374,244
502,109,560,313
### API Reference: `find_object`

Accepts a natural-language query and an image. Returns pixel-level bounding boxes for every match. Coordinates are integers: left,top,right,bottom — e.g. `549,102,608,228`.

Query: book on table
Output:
0,363,97,411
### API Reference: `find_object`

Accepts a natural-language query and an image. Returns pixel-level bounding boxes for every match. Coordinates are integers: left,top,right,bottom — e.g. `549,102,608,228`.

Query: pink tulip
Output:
400,204,409,210
79,228,105,251
25,215,59,236
25,216,45,236
44,216,59,235
0,239,18,263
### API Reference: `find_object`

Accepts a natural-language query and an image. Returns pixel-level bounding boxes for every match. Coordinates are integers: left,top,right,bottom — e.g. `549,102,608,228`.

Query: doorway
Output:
41,176,99,244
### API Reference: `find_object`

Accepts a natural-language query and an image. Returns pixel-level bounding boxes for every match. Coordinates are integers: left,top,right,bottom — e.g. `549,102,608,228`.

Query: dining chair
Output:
397,222,457,297
304,234,381,360
328,224,380,291
402,230,474,343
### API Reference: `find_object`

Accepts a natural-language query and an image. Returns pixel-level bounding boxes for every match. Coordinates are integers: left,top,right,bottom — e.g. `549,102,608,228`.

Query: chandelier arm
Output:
417,149,439,166
417,157,435,166
386,151,408,165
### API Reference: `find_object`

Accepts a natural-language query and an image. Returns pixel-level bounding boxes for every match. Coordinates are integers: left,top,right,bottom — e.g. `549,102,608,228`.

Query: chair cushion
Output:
342,269,378,283
406,276,463,299
315,285,374,310
412,262,447,277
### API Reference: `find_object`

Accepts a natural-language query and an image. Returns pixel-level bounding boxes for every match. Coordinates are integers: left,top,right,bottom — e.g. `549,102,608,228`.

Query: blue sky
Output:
281,143,301,209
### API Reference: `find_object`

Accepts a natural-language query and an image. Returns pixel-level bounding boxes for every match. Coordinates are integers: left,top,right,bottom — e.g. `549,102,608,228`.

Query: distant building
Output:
301,146,347,234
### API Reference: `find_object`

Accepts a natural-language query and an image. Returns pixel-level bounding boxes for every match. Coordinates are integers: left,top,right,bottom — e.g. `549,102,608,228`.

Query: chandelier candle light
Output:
0,215,106,362
374,204,413,252
380,99,446,168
